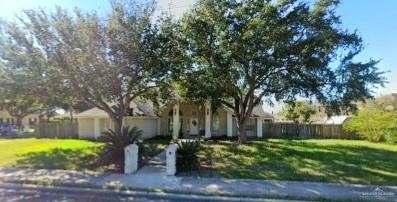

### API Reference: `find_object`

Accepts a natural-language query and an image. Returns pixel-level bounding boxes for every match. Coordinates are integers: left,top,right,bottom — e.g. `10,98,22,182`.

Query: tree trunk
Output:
69,105,74,123
15,116,23,129
237,119,248,144
112,116,124,136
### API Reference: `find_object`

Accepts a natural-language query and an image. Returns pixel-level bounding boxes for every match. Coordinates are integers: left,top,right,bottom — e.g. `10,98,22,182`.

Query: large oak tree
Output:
176,0,385,143
0,1,176,135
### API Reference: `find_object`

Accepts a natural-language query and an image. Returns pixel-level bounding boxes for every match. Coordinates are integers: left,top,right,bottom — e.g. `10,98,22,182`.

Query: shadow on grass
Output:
201,140,397,185
15,147,101,171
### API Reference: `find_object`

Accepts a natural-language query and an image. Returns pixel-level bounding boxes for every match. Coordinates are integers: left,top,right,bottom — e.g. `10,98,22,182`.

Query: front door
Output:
190,118,199,135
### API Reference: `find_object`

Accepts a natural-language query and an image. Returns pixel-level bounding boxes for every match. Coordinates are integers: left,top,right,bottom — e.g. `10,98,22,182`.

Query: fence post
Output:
166,144,178,176
124,144,139,174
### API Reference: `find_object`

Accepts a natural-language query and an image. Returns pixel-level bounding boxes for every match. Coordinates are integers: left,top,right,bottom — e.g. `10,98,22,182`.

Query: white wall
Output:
77,117,159,139
78,118,95,139
0,110,39,127
123,117,158,139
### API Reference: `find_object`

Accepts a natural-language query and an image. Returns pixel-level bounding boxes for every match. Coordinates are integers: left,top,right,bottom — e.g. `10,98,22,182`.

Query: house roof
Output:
75,101,157,118
222,104,274,119
251,106,274,119
76,100,273,119
324,115,350,124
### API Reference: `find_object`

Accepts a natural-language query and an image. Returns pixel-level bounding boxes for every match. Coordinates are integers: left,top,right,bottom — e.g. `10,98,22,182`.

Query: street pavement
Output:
1,167,396,202
0,182,301,202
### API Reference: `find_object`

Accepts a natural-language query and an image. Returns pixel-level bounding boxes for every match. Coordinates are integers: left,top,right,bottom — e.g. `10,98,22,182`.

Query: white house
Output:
76,100,274,139
324,115,350,124
0,104,40,127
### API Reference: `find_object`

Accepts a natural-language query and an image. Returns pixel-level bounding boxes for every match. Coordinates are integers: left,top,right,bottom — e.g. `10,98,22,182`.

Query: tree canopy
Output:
0,0,176,134
281,101,316,123
174,0,385,142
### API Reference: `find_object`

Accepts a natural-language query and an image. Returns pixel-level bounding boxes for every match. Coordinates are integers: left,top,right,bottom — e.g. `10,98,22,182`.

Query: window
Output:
192,111,197,116
168,109,183,116
127,108,134,116
212,116,220,131
0,118,3,123
246,118,256,131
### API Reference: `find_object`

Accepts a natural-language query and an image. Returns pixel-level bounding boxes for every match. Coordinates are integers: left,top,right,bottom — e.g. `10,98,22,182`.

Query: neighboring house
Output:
324,115,350,124
0,104,40,127
76,100,274,139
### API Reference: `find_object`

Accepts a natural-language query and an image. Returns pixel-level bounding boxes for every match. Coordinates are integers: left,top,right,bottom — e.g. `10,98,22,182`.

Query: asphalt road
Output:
0,183,299,202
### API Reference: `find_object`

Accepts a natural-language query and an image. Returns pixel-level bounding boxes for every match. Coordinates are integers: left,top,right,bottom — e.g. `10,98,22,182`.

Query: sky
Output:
0,0,396,112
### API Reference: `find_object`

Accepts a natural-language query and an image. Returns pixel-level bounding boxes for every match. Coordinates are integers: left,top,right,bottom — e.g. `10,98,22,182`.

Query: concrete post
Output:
166,144,178,175
205,101,211,138
257,118,263,138
227,110,233,137
172,103,180,140
93,118,100,139
156,118,161,136
124,144,139,174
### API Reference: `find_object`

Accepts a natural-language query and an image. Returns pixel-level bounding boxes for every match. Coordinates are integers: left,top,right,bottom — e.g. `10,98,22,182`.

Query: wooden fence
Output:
34,122,78,139
263,122,359,139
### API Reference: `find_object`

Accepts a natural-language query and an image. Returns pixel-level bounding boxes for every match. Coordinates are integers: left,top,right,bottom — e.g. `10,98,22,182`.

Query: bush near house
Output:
99,126,142,171
343,110,397,143
176,140,202,173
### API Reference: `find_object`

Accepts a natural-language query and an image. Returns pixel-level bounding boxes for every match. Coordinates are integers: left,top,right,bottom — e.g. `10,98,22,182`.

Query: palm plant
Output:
99,126,142,171
176,140,202,172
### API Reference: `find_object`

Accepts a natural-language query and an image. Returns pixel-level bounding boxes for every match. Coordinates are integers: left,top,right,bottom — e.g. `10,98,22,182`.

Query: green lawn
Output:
2,138,396,185
0,138,102,170
141,138,170,162
0,137,169,171
199,139,397,185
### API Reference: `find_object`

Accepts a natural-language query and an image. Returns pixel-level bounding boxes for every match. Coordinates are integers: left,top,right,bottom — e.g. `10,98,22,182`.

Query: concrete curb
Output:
0,180,306,202
0,167,395,202
0,177,376,202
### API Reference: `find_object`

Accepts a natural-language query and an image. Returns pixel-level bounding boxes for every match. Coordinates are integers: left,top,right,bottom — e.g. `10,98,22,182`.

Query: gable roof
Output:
76,100,274,119
222,104,273,119
251,106,274,118
75,101,156,118
324,115,350,124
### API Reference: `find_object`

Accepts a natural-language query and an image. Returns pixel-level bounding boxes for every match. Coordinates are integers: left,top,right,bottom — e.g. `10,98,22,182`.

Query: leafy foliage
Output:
0,25,55,122
173,0,385,143
176,140,202,172
344,110,397,143
357,94,397,112
0,0,176,135
282,101,316,123
99,126,142,170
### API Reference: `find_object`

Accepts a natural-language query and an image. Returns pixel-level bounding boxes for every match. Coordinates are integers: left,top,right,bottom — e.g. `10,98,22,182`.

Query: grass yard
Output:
141,137,170,162
199,139,397,185
0,138,102,171
0,137,169,171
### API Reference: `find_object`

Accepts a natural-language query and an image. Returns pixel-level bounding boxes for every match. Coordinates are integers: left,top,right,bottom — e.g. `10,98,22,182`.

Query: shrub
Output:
176,140,202,172
99,126,142,171
344,110,397,143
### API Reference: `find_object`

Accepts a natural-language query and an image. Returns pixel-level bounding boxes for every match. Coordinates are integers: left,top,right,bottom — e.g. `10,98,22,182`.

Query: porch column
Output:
157,118,161,136
94,118,100,139
227,110,233,137
172,102,180,140
205,101,211,138
256,118,263,138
